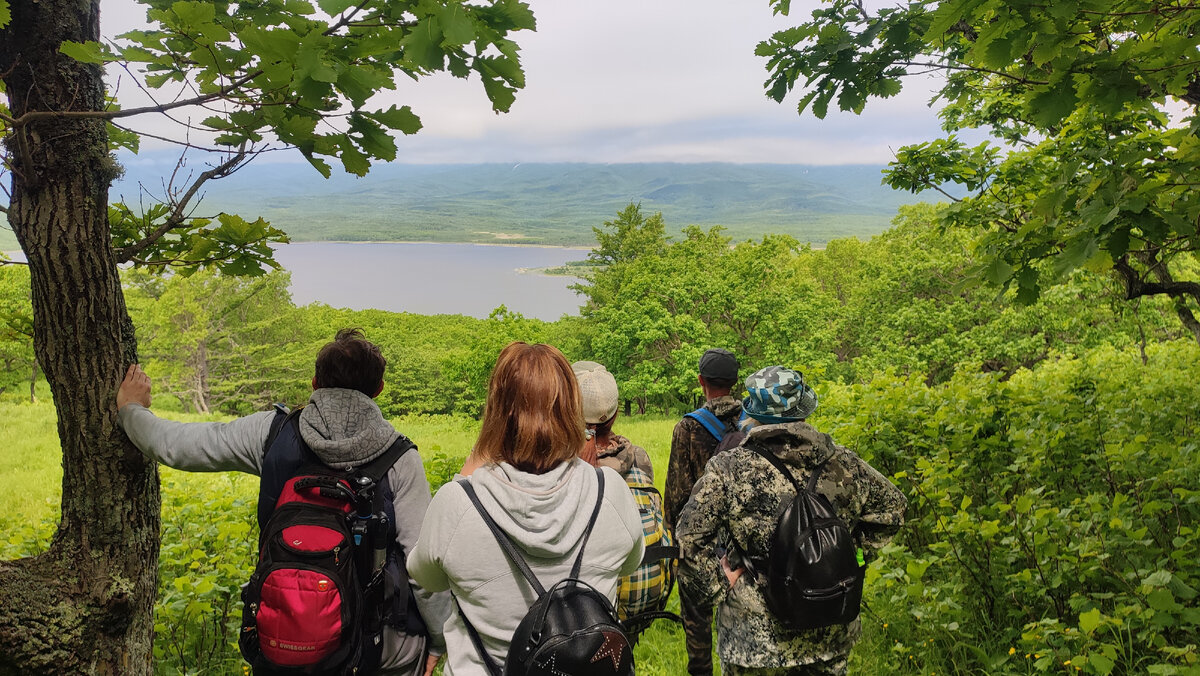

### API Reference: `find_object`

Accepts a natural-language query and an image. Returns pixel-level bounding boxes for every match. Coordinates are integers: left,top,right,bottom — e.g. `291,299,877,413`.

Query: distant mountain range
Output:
2,161,926,251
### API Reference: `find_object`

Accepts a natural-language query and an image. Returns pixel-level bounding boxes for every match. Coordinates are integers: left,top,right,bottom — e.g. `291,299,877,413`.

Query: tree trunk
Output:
0,1,160,673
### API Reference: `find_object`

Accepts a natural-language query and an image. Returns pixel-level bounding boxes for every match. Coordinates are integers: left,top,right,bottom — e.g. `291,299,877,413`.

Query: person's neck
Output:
705,391,731,402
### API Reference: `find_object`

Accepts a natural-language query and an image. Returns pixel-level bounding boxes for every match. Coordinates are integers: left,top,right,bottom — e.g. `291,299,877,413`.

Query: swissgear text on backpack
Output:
616,466,680,637
239,408,419,675
744,443,866,632
455,467,635,676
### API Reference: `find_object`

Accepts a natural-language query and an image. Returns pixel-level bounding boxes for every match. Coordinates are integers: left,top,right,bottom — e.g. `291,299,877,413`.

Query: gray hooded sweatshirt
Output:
117,387,451,673
407,458,644,676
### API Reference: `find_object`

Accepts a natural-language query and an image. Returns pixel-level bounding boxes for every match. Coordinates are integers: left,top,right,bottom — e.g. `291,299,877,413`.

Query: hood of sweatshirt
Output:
467,458,602,560
298,387,399,469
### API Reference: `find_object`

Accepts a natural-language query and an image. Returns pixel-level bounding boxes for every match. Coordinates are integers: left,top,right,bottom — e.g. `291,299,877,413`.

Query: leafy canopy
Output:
0,0,535,276
757,0,1200,341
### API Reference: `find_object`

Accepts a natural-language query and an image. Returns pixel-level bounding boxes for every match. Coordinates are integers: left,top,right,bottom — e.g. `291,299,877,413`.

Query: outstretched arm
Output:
116,364,274,475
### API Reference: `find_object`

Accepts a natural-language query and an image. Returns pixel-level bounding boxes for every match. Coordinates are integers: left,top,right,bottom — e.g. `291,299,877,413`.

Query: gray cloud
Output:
101,0,949,164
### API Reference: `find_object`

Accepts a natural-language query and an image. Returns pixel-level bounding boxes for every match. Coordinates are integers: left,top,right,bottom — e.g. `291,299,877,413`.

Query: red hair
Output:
474,342,585,474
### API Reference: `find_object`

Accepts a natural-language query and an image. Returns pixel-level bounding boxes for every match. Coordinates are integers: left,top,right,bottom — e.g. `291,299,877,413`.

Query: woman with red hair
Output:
407,342,644,676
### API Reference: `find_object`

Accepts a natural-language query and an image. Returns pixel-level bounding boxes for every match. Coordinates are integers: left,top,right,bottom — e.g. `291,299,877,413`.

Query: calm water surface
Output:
273,242,586,320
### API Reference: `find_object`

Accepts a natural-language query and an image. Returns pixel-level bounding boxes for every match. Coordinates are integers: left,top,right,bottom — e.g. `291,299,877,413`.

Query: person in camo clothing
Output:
665,348,742,676
675,366,907,676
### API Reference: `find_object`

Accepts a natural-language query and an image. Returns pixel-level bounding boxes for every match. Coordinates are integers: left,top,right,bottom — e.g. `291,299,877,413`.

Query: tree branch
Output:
1114,256,1200,302
113,147,251,264
7,70,262,127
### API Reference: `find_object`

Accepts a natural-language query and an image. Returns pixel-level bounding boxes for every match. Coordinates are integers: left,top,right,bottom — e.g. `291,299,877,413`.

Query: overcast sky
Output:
102,0,949,166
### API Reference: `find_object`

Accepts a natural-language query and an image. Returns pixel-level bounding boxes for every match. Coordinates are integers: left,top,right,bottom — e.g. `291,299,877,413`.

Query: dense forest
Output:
4,202,1178,418
2,201,1197,673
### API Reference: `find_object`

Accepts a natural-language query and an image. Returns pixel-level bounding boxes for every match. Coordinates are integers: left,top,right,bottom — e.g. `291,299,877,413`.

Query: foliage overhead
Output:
757,0,1200,341
0,0,535,276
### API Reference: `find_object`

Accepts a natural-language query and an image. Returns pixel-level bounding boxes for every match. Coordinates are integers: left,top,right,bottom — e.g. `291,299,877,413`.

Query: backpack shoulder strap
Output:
684,407,726,441
454,597,504,676
356,434,415,484
569,467,606,580
262,403,295,458
457,478,547,596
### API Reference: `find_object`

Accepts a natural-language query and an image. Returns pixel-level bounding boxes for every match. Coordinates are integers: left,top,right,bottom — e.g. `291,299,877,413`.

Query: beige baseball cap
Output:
572,360,619,424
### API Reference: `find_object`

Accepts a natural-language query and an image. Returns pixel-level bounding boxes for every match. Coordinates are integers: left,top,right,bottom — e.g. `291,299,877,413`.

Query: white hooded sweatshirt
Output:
407,458,644,675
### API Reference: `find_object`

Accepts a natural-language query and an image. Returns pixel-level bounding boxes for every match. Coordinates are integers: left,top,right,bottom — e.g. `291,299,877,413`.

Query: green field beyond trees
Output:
2,201,1199,674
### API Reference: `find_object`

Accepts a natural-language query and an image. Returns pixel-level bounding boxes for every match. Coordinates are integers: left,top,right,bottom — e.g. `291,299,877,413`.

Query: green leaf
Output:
0,0,11,29
1079,608,1104,634
1055,237,1098,277
316,0,358,14
297,42,339,84
303,154,332,178
1029,77,1078,128
1088,653,1115,676
1147,588,1181,612
338,138,370,176
170,0,216,27
437,5,477,45
984,257,1014,285
59,41,113,64
349,114,396,161
371,105,422,134
402,19,446,71
481,72,516,113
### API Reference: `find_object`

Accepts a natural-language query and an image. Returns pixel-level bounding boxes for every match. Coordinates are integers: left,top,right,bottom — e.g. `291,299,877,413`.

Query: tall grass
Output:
0,402,897,673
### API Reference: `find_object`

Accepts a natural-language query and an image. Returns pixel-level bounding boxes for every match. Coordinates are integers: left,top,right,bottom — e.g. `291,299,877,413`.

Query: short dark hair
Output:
702,375,737,390
313,328,386,397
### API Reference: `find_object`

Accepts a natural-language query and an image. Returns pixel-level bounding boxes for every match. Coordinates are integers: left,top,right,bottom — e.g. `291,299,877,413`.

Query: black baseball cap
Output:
698,348,739,382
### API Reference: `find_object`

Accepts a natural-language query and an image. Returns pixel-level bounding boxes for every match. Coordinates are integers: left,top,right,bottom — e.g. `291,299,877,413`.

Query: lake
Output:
273,241,587,320
4,241,588,319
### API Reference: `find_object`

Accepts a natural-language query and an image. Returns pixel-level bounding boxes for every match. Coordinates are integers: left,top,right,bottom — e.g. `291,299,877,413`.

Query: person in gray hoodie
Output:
407,342,644,676
115,328,449,676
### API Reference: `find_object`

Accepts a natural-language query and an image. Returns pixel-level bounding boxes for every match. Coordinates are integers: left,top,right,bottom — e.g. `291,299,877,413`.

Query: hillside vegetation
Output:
1,202,1197,674
97,161,917,247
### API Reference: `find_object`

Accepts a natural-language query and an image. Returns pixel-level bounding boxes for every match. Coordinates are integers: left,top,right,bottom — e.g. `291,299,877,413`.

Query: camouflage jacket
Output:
664,396,742,530
596,434,654,482
675,421,907,669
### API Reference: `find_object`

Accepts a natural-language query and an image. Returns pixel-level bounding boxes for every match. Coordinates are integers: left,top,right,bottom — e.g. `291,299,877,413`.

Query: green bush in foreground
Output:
3,340,1196,674
818,340,1200,675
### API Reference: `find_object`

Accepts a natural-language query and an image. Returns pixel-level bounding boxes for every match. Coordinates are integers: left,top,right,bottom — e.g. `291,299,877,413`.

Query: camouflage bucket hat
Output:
742,366,818,423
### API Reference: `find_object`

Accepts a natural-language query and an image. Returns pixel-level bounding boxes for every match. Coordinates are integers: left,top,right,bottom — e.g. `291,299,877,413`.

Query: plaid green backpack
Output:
617,466,681,636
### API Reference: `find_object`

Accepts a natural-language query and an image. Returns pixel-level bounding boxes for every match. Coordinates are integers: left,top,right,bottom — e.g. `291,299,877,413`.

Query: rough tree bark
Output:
0,0,160,673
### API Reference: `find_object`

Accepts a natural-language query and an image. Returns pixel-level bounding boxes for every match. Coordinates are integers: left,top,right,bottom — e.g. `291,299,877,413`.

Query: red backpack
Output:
239,409,414,674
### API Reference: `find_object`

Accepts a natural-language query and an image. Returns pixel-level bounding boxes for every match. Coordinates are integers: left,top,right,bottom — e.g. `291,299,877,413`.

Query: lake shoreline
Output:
281,239,593,252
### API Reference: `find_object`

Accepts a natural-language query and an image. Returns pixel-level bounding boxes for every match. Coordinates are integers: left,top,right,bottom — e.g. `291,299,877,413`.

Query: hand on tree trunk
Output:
117,364,153,410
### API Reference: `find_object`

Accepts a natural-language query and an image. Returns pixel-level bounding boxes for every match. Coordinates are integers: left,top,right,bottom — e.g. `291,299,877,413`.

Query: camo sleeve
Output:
665,418,704,530
674,455,732,606
848,454,907,562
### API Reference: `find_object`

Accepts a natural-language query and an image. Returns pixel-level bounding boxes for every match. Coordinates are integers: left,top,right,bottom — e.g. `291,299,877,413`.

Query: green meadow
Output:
0,401,707,674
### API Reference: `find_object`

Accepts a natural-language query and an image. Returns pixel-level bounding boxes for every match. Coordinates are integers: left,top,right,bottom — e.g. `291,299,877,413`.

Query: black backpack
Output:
239,407,419,675
455,467,635,676
745,443,866,632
